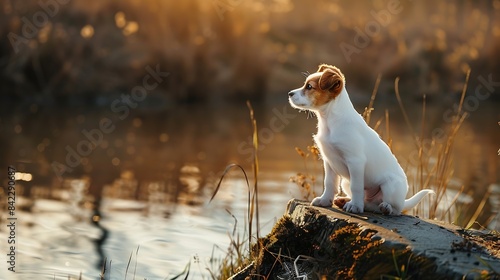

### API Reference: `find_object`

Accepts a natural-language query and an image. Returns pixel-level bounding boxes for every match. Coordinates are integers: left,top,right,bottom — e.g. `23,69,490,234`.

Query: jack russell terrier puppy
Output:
288,64,433,215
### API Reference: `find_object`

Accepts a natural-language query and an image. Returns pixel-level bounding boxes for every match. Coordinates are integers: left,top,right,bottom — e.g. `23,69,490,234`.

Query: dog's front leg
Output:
343,161,365,213
311,162,339,207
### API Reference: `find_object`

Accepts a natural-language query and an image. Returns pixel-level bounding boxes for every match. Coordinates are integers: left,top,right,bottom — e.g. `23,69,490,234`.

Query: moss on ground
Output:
232,214,448,279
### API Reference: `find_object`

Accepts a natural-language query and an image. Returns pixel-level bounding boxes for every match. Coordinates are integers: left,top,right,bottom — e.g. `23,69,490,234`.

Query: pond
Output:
0,94,499,279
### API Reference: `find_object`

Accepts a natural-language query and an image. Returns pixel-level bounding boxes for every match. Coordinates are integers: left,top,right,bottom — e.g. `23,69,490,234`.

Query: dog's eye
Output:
305,84,312,90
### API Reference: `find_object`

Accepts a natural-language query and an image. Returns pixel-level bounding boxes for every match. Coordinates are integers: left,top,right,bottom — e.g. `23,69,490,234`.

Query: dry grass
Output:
393,74,468,221
289,146,320,201
208,102,262,279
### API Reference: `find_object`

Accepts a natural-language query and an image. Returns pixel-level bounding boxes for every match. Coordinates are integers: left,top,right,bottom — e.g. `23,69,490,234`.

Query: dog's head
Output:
288,64,345,110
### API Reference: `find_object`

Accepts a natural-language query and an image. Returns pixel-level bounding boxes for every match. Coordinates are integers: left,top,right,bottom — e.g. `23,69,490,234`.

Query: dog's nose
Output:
288,91,295,97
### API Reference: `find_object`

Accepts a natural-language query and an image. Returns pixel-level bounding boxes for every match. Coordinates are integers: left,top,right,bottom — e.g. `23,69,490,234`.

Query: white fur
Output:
288,72,433,215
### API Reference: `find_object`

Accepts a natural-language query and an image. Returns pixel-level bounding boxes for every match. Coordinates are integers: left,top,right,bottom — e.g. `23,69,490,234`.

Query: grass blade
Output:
125,251,132,280
246,101,261,252
363,73,381,125
133,246,140,279
209,163,250,204
394,77,419,148
169,260,191,280
466,189,492,229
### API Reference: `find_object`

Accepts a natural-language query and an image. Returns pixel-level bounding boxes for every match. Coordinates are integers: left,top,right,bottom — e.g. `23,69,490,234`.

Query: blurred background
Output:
0,0,499,279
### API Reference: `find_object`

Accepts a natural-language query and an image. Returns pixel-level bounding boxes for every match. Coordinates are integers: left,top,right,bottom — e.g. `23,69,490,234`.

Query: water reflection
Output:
0,100,499,279
91,199,108,270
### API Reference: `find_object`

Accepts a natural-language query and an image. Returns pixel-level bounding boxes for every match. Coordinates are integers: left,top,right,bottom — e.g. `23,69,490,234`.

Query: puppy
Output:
288,64,433,215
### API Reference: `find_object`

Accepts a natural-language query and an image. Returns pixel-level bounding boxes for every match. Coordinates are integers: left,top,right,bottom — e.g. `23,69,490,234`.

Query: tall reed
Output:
208,101,262,279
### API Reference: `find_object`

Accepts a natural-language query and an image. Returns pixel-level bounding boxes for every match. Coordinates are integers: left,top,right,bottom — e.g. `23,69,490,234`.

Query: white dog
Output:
288,64,433,215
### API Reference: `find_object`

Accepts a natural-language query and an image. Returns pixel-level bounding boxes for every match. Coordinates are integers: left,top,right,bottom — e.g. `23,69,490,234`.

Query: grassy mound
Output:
232,213,447,279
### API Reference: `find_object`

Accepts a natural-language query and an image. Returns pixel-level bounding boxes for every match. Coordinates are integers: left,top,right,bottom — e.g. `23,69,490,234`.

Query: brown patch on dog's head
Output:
300,64,345,107
317,64,345,94
319,69,344,94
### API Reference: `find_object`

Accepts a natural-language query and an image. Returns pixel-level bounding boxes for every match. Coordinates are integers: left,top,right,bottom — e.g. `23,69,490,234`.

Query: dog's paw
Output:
311,196,332,207
343,201,364,214
379,202,395,215
333,197,351,209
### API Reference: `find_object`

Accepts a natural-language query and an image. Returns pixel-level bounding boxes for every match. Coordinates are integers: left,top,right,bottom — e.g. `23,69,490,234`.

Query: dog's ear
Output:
319,68,344,95
317,64,335,73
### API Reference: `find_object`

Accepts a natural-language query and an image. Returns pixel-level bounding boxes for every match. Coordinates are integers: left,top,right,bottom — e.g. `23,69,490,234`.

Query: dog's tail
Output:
403,189,435,211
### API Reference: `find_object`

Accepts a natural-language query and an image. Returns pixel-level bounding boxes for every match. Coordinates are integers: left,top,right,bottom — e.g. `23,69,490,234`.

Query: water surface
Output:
0,97,498,279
